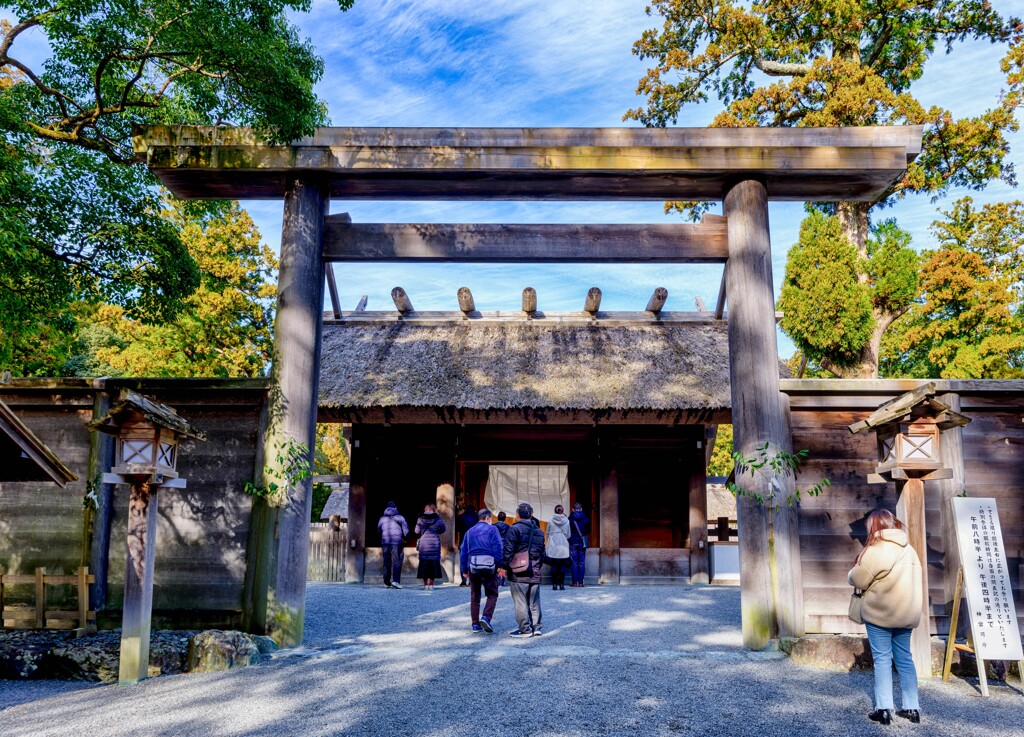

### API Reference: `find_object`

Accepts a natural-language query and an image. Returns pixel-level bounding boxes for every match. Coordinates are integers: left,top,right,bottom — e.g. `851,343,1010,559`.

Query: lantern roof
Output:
0,398,78,486
88,390,206,440
848,382,971,435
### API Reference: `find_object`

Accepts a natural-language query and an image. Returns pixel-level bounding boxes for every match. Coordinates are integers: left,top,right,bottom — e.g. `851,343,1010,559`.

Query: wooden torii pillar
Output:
724,180,803,647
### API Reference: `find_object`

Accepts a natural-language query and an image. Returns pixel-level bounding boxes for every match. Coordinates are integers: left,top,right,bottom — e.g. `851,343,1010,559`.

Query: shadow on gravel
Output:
4,585,1024,737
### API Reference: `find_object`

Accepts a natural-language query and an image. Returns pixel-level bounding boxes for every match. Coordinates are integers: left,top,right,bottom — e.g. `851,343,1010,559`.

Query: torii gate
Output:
135,125,922,647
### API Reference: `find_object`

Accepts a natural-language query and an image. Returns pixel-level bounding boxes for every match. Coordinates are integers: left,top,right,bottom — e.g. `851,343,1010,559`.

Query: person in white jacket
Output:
848,509,923,726
544,505,572,591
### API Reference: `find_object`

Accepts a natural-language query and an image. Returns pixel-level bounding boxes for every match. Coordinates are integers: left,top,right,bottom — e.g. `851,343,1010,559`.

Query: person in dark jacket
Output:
377,502,409,589
568,503,590,587
459,508,504,632
455,504,478,586
500,502,546,637
415,504,446,591
494,511,511,587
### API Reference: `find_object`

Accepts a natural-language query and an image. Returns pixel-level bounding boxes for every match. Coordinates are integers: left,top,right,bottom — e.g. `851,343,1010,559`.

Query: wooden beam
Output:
118,482,159,683
522,287,537,314
599,437,620,584
715,265,727,320
583,287,602,314
695,295,707,312
457,287,475,313
391,287,414,313
646,288,668,313
354,295,368,312
136,125,924,202
325,265,341,320
322,220,729,263
936,392,966,635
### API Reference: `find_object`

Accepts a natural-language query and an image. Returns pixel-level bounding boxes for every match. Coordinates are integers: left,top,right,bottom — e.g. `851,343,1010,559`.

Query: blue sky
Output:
235,0,1022,359
5,1,1022,358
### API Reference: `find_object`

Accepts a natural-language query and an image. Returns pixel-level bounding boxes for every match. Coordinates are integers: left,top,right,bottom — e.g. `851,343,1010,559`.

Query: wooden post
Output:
724,178,787,649
896,477,932,677
436,481,456,584
345,426,367,584
774,393,805,638
522,287,537,314
937,392,966,635
34,567,45,628
118,481,158,683
717,517,730,542
689,427,709,584
457,287,475,314
583,287,602,314
645,287,668,313
391,287,414,313
86,388,115,613
598,435,620,584
258,176,327,646
77,566,89,632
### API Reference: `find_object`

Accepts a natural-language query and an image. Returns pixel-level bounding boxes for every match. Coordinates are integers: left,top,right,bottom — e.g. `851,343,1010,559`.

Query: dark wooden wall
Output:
0,379,267,628
784,381,1023,637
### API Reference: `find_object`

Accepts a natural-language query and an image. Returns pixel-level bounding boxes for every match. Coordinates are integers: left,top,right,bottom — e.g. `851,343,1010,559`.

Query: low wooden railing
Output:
0,566,96,635
308,524,347,582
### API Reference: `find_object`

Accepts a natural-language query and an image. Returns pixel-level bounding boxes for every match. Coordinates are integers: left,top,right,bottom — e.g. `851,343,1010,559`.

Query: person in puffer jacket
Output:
500,502,546,637
377,502,409,589
848,509,923,726
544,506,571,591
414,504,446,590
568,503,590,586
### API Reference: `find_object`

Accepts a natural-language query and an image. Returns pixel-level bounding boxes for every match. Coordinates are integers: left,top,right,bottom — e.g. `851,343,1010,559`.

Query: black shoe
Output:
509,629,532,638
559,585,566,590
868,710,892,725
896,710,920,724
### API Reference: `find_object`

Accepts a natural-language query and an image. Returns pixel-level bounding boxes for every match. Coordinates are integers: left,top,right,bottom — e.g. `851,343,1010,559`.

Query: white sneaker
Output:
392,582,402,589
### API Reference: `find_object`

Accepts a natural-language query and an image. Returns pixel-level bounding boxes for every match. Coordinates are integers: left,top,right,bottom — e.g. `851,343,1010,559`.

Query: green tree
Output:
314,424,350,476
0,1,352,374
707,424,734,477
70,202,277,377
882,199,1024,378
627,0,1023,376
778,212,918,375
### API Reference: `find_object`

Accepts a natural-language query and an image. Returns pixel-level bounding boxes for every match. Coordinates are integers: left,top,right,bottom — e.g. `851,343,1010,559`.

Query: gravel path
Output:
2,584,1022,737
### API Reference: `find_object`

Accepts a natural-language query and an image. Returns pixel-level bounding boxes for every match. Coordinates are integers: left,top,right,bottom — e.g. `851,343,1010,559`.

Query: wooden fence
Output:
0,566,96,635
308,523,347,582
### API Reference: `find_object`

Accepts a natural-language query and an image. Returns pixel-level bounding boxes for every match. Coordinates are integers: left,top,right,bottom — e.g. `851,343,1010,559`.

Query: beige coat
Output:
847,528,923,629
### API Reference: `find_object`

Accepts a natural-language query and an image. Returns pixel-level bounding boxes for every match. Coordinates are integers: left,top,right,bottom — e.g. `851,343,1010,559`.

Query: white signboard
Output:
952,497,1024,661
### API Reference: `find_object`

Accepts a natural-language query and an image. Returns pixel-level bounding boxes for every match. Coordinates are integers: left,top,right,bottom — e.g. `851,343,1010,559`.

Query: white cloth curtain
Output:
484,465,569,524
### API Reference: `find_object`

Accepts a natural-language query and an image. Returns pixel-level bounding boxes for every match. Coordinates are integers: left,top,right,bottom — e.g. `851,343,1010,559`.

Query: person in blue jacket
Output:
377,502,409,589
459,508,504,633
568,502,590,587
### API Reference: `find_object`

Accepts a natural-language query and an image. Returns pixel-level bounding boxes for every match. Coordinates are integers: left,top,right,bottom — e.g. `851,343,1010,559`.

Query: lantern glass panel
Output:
158,442,176,468
903,434,933,460
121,439,153,464
880,436,895,462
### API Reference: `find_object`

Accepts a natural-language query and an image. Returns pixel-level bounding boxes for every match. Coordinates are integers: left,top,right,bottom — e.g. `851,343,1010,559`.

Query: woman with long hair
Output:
415,503,446,591
848,509,923,726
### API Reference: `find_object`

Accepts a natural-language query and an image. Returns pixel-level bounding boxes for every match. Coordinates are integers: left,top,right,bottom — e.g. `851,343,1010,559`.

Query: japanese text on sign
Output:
952,497,1023,661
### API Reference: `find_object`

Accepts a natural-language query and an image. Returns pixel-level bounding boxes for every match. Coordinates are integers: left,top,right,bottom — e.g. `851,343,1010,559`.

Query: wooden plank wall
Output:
787,384,1023,637
0,385,95,607
103,387,266,627
0,380,267,628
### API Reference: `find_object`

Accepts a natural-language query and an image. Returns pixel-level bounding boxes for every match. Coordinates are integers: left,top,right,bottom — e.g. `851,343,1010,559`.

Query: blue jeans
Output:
570,544,586,584
381,544,403,585
865,621,919,710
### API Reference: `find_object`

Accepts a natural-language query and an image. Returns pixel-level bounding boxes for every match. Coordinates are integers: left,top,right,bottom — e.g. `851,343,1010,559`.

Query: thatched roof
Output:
0,399,78,486
319,319,735,414
320,486,350,520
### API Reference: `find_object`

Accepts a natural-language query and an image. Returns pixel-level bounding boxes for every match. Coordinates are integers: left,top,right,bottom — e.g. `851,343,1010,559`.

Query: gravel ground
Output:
2,583,1022,737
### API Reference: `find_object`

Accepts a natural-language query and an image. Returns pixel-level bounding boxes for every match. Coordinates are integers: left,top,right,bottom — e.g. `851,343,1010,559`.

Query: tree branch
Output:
752,58,813,76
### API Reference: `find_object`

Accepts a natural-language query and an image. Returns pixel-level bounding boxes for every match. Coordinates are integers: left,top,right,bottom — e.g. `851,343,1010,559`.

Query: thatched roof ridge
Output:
319,320,734,413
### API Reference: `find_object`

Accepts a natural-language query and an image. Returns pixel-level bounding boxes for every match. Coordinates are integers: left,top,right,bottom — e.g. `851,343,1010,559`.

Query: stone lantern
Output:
89,390,205,684
849,382,970,676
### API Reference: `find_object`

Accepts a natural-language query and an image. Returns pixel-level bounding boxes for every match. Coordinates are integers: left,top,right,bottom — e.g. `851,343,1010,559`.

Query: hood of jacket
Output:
383,504,399,516
569,510,587,522
878,528,909,547
550,513,568,526
418,512,439,521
